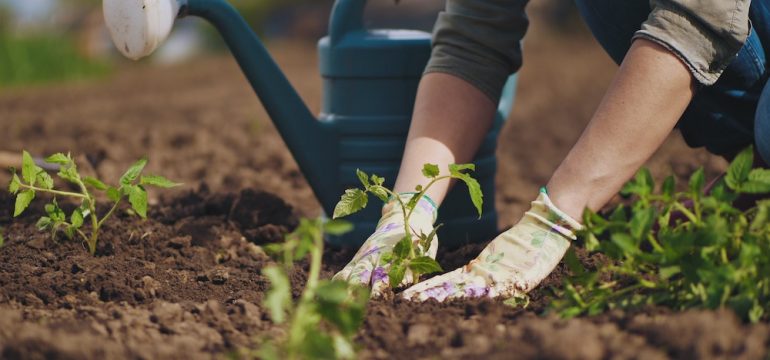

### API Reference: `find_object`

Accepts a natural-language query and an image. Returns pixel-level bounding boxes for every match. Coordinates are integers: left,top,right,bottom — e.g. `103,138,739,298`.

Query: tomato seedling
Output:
257,218,369,360
553,146,770,322
8,151,180,255
332,163,483,288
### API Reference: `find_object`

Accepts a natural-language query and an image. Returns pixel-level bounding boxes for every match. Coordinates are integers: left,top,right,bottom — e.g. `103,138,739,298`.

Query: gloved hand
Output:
401,188,582,302
332,193,438,297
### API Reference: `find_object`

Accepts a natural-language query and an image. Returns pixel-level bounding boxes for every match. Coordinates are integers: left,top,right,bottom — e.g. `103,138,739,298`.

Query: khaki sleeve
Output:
634,0,751,85
424,0,529,103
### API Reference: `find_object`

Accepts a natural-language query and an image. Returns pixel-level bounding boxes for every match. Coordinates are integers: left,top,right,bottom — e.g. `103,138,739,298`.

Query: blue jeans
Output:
574,0,770,164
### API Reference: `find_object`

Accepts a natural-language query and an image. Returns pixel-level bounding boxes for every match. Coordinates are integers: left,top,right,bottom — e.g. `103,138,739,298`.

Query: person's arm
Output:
547,38,695,220
394,0,529,204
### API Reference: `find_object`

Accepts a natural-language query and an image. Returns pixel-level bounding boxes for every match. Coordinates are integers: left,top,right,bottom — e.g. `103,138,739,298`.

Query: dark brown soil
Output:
0,7,768,359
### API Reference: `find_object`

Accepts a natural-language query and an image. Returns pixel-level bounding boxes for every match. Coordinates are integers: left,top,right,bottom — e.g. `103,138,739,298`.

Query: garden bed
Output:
0,33,768,358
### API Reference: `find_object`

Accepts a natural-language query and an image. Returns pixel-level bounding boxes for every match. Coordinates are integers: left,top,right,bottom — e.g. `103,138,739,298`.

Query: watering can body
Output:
103,0,516,248
317,0,517,248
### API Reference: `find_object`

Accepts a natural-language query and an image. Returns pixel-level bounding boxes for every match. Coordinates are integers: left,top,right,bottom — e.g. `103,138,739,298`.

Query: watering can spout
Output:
103,0,334,205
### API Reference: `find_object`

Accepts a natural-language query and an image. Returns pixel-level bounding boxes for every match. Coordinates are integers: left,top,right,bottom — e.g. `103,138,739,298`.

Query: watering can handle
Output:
329,0,367,44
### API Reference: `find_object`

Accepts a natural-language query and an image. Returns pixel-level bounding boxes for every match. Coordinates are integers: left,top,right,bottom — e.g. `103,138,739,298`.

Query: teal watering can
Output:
102,0,517,248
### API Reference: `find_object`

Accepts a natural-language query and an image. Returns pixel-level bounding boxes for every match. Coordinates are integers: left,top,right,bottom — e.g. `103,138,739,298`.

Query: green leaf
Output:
726,147,753,189
83,176,108,191
36,170,54,190
610,233,639,256
748,168,770,184
106,187,121,202
356,169,370,188
392,236,411,260
120,158,147,185
422,163,439,178
621,168,654,197
36,216,52,230
740,181,770,194
406,193,421,211
57,166,80,184
370,174,385,186
629,207,654,240
262,266,291,324
563,247,585,276
368,185,389,202
8,173,20,194
127,185,148,218
388,263,407,287
140,175,181,188
21,151,35,184
332,188,368,219
0,229,4,248
661,175,675,199
14,190,35,217
71,209,84,229
44,153,70,165
689,167,705,195
408,256,443,274
324,219,353,236
316,281,369,337
448,163,483,218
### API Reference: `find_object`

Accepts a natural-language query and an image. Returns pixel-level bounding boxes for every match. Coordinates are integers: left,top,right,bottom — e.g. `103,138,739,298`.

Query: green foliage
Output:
0,227,4,248
552,146,770,322
333,164,483,288
257,219,368,360
0,33,110,88
8,151,179,255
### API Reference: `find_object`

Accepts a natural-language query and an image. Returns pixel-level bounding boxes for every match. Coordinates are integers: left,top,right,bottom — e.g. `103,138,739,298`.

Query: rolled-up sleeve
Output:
634,0,751,86
424,0,529,103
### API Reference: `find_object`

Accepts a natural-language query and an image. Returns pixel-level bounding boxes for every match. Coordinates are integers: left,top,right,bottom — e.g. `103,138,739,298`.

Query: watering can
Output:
102,0,517,248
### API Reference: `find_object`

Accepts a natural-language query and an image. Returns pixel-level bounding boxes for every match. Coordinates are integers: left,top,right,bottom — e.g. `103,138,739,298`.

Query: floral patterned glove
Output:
332,193,438,297
401,188,582,302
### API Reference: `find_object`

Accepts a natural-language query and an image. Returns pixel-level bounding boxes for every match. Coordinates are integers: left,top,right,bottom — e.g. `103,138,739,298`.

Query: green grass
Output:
0,33,111,88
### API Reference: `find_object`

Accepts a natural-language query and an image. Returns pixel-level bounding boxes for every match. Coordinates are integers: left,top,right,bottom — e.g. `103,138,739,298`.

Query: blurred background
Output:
0,0,581,88
0,0,724,226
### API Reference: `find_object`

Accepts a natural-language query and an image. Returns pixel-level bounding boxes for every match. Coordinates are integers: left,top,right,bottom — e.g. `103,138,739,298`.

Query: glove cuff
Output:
525,188,584,240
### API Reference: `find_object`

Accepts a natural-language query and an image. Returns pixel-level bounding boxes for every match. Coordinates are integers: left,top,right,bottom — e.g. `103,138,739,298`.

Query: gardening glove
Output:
332,193,438,297
402,188,582,302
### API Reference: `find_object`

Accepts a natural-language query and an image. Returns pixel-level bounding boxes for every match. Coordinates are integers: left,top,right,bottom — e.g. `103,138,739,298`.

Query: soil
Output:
0,8,768,360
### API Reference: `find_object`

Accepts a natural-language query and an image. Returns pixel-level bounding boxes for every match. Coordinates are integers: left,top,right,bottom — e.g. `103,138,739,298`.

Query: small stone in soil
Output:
210,269,229,285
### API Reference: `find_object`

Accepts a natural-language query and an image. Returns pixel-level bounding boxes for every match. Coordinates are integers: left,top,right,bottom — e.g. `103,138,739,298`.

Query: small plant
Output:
552,146,770,322
332,163,483,288
256,218,369,360
8,151,179,255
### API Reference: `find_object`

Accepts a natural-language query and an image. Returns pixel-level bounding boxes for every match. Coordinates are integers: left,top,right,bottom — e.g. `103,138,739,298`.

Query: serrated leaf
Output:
324,219,353,236
388,263,407,288
21,151,35,184
106,187,121,202
356,169,369,188
36,170,54,190
689,168,705,195
332,188,368,219
726,147,753,189
392,235,411,260
127,185,148,218
83,176,108,191
71,208,84,229
14,190,34,217
140,175,181,188
44,153,70,165
262,266,291,324
57,166,80,184
120,158,147,185
448,164,483,217
369,185,389,202
370,174,385,186
408,256,443,274
8,173,20,194
739,181,770,194
422,163,439,178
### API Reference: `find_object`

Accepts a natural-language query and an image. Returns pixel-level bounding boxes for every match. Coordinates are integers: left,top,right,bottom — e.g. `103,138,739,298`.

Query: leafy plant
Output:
332,163,483,288
552,146,770,322
8,151,180,255
257,218,369,360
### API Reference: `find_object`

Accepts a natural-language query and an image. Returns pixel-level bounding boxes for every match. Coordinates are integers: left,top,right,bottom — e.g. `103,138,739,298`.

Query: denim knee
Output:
574,0,650,64
757,85,770,164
